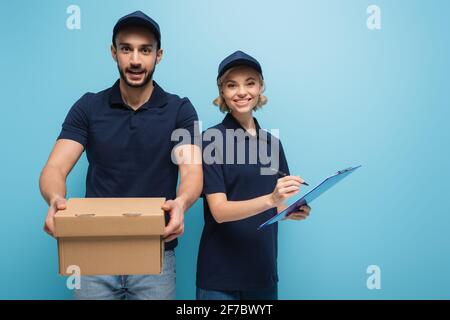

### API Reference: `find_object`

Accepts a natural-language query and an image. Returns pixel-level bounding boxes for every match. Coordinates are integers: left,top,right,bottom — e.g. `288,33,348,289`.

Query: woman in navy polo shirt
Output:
196,51,311,300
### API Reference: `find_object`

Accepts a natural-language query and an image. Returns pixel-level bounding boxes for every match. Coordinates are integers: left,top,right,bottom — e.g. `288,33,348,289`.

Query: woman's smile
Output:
233,97,253,107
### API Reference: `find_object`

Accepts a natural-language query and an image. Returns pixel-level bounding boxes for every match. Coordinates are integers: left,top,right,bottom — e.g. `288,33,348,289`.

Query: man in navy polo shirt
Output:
39,11,202,300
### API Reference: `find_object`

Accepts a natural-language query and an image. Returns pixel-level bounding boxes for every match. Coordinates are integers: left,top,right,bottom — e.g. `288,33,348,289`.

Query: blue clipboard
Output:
257,165,362,230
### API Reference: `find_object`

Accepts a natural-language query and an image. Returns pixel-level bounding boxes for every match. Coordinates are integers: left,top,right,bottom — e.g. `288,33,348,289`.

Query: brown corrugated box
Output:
54,198,166,276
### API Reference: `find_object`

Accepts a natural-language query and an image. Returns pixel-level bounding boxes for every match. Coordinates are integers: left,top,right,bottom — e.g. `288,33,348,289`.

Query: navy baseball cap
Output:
217,51,263,80
112,11,161,46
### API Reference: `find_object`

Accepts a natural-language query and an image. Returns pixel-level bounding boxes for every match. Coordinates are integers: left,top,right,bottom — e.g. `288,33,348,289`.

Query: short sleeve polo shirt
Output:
196,113,290,290
58,80,199,250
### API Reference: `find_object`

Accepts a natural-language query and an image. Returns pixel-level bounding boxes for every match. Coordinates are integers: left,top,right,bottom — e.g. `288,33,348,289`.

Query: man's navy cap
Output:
112,11,161,45
217,51,263,80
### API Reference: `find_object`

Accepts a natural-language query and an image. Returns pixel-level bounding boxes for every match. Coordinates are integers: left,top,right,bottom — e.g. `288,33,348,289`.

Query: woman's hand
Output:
269,175,305,207
286,205,311,220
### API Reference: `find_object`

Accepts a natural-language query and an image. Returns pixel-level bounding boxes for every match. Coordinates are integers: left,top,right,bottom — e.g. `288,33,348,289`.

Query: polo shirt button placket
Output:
129,111,138,129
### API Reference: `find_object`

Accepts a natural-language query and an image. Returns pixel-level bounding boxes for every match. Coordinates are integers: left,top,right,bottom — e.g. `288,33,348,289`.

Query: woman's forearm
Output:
208,194,276,223
277,203,288,214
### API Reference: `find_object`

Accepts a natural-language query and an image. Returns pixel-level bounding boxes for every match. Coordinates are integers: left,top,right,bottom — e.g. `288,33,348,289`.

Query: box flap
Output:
54,198,166,237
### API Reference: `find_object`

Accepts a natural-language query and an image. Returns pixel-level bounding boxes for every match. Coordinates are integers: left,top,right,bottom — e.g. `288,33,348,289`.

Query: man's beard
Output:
118,64,155,88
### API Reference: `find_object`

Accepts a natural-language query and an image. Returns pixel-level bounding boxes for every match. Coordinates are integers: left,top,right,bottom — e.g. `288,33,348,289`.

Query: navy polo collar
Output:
222,113,262,131
109,79,168,110
222,113,269,141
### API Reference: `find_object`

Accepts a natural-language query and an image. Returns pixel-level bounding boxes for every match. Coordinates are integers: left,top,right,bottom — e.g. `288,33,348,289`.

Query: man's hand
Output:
162,199,186,242
44,197,66,237
286,205,311,221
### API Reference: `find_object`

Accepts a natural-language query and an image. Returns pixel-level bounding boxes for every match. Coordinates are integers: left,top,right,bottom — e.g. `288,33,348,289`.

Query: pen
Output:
269,168,309,186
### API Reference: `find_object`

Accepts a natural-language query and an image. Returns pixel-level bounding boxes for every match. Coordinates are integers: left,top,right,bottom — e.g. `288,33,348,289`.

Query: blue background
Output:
1,0,449,299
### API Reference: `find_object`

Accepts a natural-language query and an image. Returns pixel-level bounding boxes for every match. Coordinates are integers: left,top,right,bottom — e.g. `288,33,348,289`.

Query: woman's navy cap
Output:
112,11,161,45
217,51,263,80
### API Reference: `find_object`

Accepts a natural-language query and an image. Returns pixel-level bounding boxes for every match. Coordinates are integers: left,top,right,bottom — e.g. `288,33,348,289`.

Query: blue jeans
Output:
74,250,176,300
196,285,278,300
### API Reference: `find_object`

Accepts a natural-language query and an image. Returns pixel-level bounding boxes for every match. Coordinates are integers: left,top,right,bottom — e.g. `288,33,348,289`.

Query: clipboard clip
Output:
337,165,361,174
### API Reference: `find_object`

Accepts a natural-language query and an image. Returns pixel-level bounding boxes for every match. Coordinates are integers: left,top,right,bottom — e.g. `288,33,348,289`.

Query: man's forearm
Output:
39,165,67,205
175,170,203,211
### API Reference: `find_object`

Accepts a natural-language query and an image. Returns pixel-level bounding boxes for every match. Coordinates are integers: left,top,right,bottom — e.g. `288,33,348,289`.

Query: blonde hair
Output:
213,66,268,113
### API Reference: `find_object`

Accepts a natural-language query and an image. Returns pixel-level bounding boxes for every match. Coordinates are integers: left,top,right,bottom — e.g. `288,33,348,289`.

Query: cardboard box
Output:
54,197,166,276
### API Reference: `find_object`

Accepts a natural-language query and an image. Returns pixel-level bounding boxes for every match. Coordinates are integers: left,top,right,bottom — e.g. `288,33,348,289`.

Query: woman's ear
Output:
260,80,265,93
